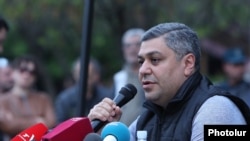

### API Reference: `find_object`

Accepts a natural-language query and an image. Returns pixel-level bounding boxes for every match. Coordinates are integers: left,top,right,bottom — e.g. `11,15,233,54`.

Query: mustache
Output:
141,76,157,84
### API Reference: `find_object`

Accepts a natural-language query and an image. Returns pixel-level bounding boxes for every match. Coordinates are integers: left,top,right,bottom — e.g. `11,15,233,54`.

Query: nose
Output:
139,61,151,76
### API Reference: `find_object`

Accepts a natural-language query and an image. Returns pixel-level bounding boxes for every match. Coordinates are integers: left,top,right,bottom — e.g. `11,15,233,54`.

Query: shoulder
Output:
56,85,78,100
59,85,78,96
32,91,53,101
95,85,113,98
241,81,250,89
191,95,246,140
213,80,227,88
194,95,246,124
128,116,140,141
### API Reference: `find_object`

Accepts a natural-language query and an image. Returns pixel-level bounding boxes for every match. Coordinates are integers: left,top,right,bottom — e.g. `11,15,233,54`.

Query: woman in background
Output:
0,55,56,139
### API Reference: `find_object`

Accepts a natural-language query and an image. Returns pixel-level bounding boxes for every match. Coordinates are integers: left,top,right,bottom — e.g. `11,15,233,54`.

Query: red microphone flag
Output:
42,117,93,141
11,123,48,141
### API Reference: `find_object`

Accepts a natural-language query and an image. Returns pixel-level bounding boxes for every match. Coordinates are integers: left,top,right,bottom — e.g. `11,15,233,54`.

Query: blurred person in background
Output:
243,59,250,83
0,16,9,53
0,17,11,93
0,16,10,141
216,47,250,107
112,28,146,126
0,58,13,94
0,55,56,140
55,57,113,124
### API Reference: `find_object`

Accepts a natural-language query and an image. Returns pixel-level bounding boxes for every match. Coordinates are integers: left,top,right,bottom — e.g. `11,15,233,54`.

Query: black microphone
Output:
91,83,137,132
83,133,102,141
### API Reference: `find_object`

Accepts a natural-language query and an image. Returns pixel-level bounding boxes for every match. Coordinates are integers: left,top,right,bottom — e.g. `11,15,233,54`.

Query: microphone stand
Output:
78,0,95,117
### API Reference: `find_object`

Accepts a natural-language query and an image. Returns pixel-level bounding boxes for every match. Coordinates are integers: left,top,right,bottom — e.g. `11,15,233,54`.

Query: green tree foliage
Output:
0,0,248,98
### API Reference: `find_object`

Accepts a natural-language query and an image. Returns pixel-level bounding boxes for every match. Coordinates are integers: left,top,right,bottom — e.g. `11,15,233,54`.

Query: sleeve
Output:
41,94,56,129
128,117,139,141
55,93,67,124
191,95,246,141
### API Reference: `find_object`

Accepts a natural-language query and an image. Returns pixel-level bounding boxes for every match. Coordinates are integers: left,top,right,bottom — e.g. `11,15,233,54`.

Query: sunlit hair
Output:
142,22,201,70
122,28,145,45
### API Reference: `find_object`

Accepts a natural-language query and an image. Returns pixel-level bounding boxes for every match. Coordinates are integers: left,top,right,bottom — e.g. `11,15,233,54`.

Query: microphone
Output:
91,83,137,132
41,117,93,141
101,121,130,141
83,133,102,141
11,123,48,141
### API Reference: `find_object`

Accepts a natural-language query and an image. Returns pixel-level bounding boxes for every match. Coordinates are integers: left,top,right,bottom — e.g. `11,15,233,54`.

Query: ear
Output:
183,53,195,77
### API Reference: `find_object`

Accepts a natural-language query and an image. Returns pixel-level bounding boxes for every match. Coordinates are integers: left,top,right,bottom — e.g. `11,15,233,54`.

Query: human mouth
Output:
142,80,155,90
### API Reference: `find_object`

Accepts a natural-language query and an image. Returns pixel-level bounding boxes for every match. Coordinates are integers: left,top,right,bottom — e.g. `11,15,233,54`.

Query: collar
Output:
143,71,202,116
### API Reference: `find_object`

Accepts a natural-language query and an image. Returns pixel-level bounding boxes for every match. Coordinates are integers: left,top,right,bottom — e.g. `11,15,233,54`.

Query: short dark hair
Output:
0,17,9,31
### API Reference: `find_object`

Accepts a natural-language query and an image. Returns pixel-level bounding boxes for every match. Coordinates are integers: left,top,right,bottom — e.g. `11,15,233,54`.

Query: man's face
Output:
123,35,141,65
0,66,13,92
0,28,7,53
87,63,99,90
138,37,190,107
223,62,245,82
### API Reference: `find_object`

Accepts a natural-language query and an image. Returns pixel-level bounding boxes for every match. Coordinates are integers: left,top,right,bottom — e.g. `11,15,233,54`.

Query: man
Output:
0,17,11,94
88,22,250,141
113,28,146,126
0,17,9,53
0,58,13,94
0,16,9,141
244,60,250,83
55,57,113,124
216,47,250,107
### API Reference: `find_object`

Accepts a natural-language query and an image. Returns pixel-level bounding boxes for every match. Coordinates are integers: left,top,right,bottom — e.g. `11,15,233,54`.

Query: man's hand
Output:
88,98,122,122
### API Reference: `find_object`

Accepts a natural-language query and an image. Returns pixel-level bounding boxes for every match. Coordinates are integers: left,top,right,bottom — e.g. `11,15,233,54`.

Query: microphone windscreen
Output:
101,122,130,141
42,117,93,141
11,123,48,141
115,83,137,107
83,133,102,141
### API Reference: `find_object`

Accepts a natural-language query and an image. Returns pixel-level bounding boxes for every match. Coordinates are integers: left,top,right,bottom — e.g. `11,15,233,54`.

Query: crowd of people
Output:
0,16,249,141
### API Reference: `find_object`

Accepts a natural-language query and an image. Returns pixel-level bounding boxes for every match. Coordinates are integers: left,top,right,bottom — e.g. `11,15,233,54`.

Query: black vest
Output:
136,72,250,141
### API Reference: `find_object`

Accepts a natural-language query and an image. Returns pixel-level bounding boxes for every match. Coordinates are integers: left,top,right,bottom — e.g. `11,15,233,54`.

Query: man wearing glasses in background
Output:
112,28,146,126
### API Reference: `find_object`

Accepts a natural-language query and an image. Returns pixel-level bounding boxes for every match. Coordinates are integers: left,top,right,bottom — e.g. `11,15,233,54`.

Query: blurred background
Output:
0,0,249,99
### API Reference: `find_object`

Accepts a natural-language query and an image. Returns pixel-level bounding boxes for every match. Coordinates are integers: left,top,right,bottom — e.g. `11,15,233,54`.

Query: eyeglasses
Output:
18,67,36,75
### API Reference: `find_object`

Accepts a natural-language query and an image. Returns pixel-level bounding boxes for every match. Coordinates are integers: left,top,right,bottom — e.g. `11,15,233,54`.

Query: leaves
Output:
0,0,248,97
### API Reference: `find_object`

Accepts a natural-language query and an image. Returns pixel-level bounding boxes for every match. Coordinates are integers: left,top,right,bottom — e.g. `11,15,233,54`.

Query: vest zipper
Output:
155,113,164,141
